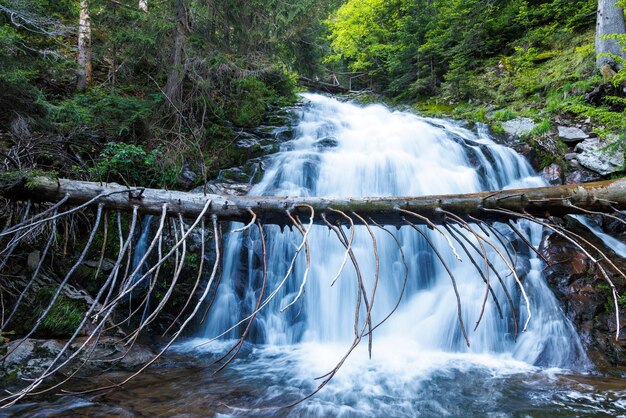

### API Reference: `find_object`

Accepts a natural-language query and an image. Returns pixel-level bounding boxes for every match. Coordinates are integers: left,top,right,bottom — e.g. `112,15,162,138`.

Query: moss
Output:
0,169,57,192
33,288,86,339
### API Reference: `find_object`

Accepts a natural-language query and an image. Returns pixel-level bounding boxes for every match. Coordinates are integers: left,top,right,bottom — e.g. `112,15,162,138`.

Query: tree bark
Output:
164,0,188,108
2,177,626,227
77,0,92,91
139,0,148,12
596,0,626,72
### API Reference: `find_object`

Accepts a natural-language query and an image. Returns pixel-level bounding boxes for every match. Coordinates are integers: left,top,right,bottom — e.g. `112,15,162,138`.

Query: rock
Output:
574,138,624,176
564,153,578,160
541,227,626,368
83,258,116,272
565,169,602,185
3,339,37,367
2,339,66,380
315,136,339,149
178,162,198,189
541,163,563,185
558,126,589,143
26,251,40,271
202,182,251,196
118,344,155,368
501,117,536,137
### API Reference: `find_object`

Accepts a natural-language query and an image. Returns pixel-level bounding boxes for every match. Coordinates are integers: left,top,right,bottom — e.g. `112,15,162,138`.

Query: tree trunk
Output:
77,0,92,91
596,0,626,73
139,0,148,12
164,0,188,108
2,177,626,227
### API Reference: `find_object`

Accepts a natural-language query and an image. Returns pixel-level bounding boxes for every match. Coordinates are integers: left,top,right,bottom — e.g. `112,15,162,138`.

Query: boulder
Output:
501,118,536,137
541,163,563,185
574,138,624,176
558,126,588,143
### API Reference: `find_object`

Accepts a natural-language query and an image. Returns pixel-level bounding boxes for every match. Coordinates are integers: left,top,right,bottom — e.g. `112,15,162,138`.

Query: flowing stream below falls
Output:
9,94,626,417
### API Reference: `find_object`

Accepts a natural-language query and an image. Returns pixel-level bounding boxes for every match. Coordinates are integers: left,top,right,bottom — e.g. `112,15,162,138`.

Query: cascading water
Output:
14,94,626,418
575,215,626,258
182,94,593,415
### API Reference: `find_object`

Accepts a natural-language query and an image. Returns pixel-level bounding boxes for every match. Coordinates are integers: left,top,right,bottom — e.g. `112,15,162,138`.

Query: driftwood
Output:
0,175,625,408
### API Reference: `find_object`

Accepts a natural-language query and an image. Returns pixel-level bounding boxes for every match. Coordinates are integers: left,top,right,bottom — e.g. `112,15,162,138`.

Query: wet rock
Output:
315,136,339,149
575,138,624,176
1,337,159,382
501,118,536,138
514,257,531,279
600,212,626,236
541,227,626,369
564,153,578,161
274,126,294,142
541,163,563,185
557,126,589,143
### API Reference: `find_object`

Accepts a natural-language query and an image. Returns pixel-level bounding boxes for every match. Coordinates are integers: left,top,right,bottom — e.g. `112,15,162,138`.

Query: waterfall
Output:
188,94,590,414
574,215,626,258
130,215,153,285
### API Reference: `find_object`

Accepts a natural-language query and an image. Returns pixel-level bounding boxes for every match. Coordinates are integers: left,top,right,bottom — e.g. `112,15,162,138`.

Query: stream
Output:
8,94,626,417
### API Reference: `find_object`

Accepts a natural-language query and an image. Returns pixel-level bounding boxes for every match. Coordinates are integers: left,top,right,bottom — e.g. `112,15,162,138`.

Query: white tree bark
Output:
596,0,626,71
77,0,92,91
139,0,148,12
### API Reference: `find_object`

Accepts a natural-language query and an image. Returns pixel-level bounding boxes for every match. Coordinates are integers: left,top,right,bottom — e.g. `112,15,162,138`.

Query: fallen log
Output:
2,176,626,226
298,76,352,94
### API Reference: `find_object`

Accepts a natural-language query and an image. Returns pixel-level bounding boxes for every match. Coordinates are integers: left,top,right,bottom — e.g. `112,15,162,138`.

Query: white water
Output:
574,215,626,258
184,94,591,415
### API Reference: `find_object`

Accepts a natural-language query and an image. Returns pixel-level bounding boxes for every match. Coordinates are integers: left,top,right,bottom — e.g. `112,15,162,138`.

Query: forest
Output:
1,0,624,187
1,0,626,416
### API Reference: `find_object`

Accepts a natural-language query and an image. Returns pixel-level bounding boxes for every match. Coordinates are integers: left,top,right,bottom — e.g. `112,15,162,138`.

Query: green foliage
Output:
528,118,552,137
493,109,517,122
45,90,159,139
326,0,597,98
92,142,178,187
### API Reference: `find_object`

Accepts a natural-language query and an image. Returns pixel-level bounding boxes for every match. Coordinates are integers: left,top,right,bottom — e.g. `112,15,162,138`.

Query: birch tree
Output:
77,0,92,91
